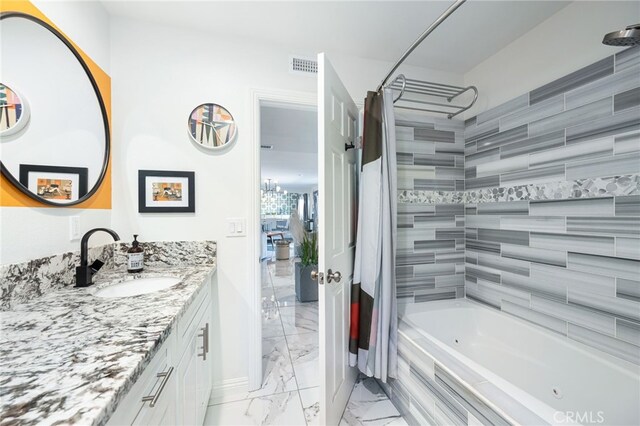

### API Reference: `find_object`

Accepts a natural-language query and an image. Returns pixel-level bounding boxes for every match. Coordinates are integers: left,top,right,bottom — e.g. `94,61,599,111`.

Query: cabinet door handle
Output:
198,323,209,360
141,366,174,407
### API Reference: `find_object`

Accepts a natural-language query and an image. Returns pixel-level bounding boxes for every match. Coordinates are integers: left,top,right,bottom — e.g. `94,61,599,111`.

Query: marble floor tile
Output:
273,259,295,274
340,377,408,426
204,391,306,426
262,310,284,338
262,278,283,339
261,262,273,289
256,336,297,395
287,332,320,389
280,303,319,335
254,337,297,398
299,386,320,426
262,286,277,304
216,336,297,405
274,285,305,307
271,273,295,288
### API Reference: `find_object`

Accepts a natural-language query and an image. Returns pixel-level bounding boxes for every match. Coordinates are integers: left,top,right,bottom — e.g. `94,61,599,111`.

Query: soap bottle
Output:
127,235,144,273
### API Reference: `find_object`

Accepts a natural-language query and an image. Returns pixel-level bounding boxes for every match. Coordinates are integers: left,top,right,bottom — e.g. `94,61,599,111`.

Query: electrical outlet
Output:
69,216,80,241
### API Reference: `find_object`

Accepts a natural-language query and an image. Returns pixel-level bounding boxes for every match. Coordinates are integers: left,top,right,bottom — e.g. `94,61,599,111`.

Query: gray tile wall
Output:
396,116,466,304
463,47,640,365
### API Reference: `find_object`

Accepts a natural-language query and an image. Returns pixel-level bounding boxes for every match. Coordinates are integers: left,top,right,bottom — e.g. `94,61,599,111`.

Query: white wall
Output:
109,16,462,387
0,0,112,265
31,0,111,74
464,1,640,117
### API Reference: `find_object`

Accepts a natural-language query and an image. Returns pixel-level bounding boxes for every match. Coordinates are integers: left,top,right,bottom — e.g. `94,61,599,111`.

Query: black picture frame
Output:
19,164,88,202
138,170,195,213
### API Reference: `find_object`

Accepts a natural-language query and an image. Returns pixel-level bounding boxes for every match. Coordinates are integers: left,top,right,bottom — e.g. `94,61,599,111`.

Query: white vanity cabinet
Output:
107,335,178,426
176,286,211,426
107,273,214,426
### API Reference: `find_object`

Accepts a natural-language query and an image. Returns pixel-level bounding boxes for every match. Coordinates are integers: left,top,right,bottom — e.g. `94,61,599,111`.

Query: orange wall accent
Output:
0,0,112,209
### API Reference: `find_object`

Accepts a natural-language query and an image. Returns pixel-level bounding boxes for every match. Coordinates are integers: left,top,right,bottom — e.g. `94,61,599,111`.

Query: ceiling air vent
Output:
290,56,318,75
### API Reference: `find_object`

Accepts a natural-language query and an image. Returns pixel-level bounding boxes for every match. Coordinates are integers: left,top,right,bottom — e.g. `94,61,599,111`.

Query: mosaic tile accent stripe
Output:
398,174,639,204
462,47,640,365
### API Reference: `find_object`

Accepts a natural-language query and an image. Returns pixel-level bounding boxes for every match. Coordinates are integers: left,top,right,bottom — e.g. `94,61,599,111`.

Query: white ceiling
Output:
101,0,570,73
260,105,318,193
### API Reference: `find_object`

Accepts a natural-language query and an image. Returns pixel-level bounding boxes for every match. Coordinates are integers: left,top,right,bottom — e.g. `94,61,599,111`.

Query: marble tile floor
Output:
204,258,404,426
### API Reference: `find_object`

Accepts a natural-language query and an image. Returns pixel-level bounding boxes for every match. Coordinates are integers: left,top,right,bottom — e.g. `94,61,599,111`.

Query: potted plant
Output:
295,232,318,302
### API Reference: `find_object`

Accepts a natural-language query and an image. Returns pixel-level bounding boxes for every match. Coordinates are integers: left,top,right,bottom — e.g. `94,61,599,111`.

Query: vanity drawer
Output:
107,334,175,426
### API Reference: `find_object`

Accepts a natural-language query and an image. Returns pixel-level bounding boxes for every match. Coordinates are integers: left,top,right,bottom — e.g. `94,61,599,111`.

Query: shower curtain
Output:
349,88,398,382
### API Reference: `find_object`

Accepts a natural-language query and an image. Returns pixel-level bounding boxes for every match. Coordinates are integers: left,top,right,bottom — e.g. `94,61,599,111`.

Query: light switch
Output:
69,216,80,241
226,217,246,237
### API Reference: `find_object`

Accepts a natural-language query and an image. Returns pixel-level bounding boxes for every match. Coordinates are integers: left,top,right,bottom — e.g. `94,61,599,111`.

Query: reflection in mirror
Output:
0,13,109,205
188,103,237,150
0,83,30,137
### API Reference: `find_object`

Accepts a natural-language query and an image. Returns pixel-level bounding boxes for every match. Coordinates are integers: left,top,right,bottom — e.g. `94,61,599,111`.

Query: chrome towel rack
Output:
375,0,479,119
388,74,478,119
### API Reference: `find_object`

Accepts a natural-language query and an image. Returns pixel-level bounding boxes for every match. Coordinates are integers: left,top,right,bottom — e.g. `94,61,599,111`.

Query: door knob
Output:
311,269,324,285
327,269,341,283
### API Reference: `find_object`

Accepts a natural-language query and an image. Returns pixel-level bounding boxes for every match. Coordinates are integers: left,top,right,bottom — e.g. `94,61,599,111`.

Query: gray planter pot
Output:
295,263,318,302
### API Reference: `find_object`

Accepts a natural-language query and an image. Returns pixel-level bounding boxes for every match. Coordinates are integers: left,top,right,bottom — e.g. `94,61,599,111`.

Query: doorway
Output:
259,100,320,424
249,91,321,423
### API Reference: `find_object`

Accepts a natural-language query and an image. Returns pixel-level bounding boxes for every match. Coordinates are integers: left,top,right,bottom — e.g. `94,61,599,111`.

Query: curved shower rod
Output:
376,0,467,92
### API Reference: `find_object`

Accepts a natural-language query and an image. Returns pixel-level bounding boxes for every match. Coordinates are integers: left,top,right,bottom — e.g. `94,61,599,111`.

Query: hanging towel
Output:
349,89,398,382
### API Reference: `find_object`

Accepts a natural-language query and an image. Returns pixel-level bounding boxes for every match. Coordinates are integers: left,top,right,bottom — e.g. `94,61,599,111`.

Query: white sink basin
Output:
94,277,181,298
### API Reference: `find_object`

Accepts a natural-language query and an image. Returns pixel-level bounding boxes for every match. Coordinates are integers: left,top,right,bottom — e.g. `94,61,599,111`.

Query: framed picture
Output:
19,164,88,204
138,170,195,213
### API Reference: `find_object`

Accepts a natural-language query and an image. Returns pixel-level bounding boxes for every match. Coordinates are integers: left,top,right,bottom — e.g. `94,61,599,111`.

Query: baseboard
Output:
209,377,249,405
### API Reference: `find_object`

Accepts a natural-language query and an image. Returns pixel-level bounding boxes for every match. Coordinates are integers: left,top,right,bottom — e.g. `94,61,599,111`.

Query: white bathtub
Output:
399,299,640,425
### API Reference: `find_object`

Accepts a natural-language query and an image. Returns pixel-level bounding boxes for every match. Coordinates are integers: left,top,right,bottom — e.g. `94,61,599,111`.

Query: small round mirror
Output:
187,103,237,150
0,83,30,137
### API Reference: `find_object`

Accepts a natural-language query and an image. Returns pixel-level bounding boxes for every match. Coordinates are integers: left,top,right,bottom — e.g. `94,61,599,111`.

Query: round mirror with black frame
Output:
0,12,110,206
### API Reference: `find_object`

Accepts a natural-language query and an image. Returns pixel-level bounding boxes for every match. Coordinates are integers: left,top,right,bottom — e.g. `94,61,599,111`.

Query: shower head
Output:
602,24,640,47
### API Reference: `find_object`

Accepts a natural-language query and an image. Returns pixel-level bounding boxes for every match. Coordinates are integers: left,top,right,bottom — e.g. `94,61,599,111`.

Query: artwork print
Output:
152,182,183,202
37,178,73,200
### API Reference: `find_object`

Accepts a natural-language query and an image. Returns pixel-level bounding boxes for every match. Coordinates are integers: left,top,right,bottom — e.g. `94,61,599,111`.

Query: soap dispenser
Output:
127,235,144,273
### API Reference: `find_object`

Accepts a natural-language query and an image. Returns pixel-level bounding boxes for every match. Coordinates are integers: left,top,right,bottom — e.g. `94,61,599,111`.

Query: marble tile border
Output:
397,174,639,204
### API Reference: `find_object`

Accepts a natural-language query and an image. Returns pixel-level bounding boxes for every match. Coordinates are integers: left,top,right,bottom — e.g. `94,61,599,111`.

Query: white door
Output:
317,53,359,426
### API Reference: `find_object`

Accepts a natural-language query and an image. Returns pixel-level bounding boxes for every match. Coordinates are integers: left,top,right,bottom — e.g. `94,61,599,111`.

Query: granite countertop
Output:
0,262,216,426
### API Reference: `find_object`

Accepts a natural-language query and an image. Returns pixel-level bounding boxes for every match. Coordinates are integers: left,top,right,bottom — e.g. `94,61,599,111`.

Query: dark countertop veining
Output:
0,262,216,426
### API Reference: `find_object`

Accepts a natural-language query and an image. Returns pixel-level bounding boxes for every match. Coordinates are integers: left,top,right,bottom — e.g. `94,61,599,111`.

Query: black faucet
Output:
75,228,120,287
